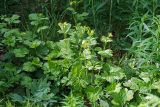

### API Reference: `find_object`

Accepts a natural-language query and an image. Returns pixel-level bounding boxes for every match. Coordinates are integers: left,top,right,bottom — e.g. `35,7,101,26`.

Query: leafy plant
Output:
0,0,160,107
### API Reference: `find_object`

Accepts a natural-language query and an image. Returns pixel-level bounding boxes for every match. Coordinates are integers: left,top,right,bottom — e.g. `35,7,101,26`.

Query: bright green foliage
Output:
0,15,117,106
0,0,160,107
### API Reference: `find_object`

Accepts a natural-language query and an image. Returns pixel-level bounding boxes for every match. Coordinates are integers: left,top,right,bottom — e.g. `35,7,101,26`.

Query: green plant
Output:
0,0,160,107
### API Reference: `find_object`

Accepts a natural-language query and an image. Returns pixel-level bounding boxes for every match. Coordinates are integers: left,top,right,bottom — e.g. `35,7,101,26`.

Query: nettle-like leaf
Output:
13,48,29,57
23,61,36,72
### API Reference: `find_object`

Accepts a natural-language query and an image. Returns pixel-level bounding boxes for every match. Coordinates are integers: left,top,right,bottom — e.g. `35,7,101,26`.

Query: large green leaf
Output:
23,62,36,72
13,48,29,57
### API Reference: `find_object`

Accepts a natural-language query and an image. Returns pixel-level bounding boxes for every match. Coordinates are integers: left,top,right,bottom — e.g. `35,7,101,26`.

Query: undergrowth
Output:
0,0,160,107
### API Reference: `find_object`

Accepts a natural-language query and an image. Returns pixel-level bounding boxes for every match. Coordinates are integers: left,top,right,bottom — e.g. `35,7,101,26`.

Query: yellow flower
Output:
108,32,113,37
87,29,95,36
81,40,90,48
